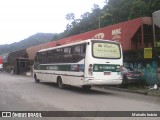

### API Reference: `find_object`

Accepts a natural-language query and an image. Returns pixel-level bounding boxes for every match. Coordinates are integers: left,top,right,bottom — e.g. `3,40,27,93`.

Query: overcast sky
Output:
0,0,105,45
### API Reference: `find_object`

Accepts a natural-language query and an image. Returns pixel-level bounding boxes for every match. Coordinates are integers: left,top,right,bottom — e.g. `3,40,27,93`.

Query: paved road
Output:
0,72,160,120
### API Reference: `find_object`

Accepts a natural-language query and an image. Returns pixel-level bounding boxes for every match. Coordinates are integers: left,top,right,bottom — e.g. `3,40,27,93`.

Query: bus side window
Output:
83,44,86,53
63,47,72,63
35,53,39,64
51,50,56,64
39,52,43,64
64,47,71,54
41,52,47,64
74,45,81,54
55,49,63,63
72,44,85,63
47,51,51,63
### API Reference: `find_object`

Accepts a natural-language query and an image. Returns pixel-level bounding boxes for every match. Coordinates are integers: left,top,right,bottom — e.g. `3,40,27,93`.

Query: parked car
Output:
121,67,144,87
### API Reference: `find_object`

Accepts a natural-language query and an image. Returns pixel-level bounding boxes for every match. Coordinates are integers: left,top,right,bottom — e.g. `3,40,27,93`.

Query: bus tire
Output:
82,85,92,90
57,77,65,89
34,74,40,83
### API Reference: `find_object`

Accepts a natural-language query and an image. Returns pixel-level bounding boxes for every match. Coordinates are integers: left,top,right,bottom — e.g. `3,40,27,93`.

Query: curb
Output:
99,86,160,96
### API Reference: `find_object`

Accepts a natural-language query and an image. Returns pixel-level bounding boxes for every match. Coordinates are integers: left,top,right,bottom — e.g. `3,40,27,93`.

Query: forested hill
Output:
0,33,55,55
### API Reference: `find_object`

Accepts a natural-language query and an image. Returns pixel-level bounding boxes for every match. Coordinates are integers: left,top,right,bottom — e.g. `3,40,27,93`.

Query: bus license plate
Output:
104,72,111,75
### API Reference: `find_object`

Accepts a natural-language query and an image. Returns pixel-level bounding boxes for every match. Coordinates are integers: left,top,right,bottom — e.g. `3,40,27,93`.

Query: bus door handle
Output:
106,62,110,63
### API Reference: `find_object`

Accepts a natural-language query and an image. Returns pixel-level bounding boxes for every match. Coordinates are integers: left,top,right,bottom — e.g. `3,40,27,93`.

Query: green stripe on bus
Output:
35,64,120,72
93,64,120,72
36,64,85,72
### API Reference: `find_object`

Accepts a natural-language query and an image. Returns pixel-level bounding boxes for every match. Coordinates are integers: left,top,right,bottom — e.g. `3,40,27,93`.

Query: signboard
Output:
144,48,152,58
93,43,120,58
154,42,160,47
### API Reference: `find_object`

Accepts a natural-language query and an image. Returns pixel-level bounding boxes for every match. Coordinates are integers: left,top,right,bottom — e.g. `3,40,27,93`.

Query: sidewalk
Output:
100,85,160,97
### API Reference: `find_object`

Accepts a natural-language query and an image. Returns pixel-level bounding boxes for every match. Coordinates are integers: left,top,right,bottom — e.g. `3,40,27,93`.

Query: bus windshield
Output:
92,42,121,59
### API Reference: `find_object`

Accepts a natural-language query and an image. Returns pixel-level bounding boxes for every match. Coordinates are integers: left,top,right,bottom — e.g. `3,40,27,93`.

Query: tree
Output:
91,4,100,11
81,12,90,19
65,13,75,21
103,0,133,23
129,0,149,19
146,0,160,16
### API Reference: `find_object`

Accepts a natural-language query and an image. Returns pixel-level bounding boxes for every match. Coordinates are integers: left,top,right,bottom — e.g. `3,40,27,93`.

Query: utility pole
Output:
99,17,101,29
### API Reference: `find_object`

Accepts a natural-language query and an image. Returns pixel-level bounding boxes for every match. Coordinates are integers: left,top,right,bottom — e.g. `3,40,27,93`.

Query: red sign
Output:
47,17,151,50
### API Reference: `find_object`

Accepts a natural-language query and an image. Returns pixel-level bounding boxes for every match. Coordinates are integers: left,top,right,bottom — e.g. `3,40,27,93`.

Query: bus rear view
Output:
33,39,123,89
84,40,123,86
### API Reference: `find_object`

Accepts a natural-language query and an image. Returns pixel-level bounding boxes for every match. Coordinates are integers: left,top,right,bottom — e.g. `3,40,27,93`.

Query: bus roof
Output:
38,39,120,53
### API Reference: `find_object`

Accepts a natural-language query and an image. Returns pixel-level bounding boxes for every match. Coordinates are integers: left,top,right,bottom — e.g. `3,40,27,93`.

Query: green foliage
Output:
129,0,149,19
65,13,75,21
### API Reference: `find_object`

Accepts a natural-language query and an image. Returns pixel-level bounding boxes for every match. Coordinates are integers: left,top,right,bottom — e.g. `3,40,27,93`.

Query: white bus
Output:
33,39,123,89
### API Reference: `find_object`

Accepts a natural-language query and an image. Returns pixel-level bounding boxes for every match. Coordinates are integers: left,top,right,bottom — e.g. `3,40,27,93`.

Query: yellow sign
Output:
144,48,152,58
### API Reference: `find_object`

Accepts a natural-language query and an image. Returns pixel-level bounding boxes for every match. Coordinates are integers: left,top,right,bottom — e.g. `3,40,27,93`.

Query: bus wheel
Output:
57,77,65,89
82,85,92,90
34,74,40,83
